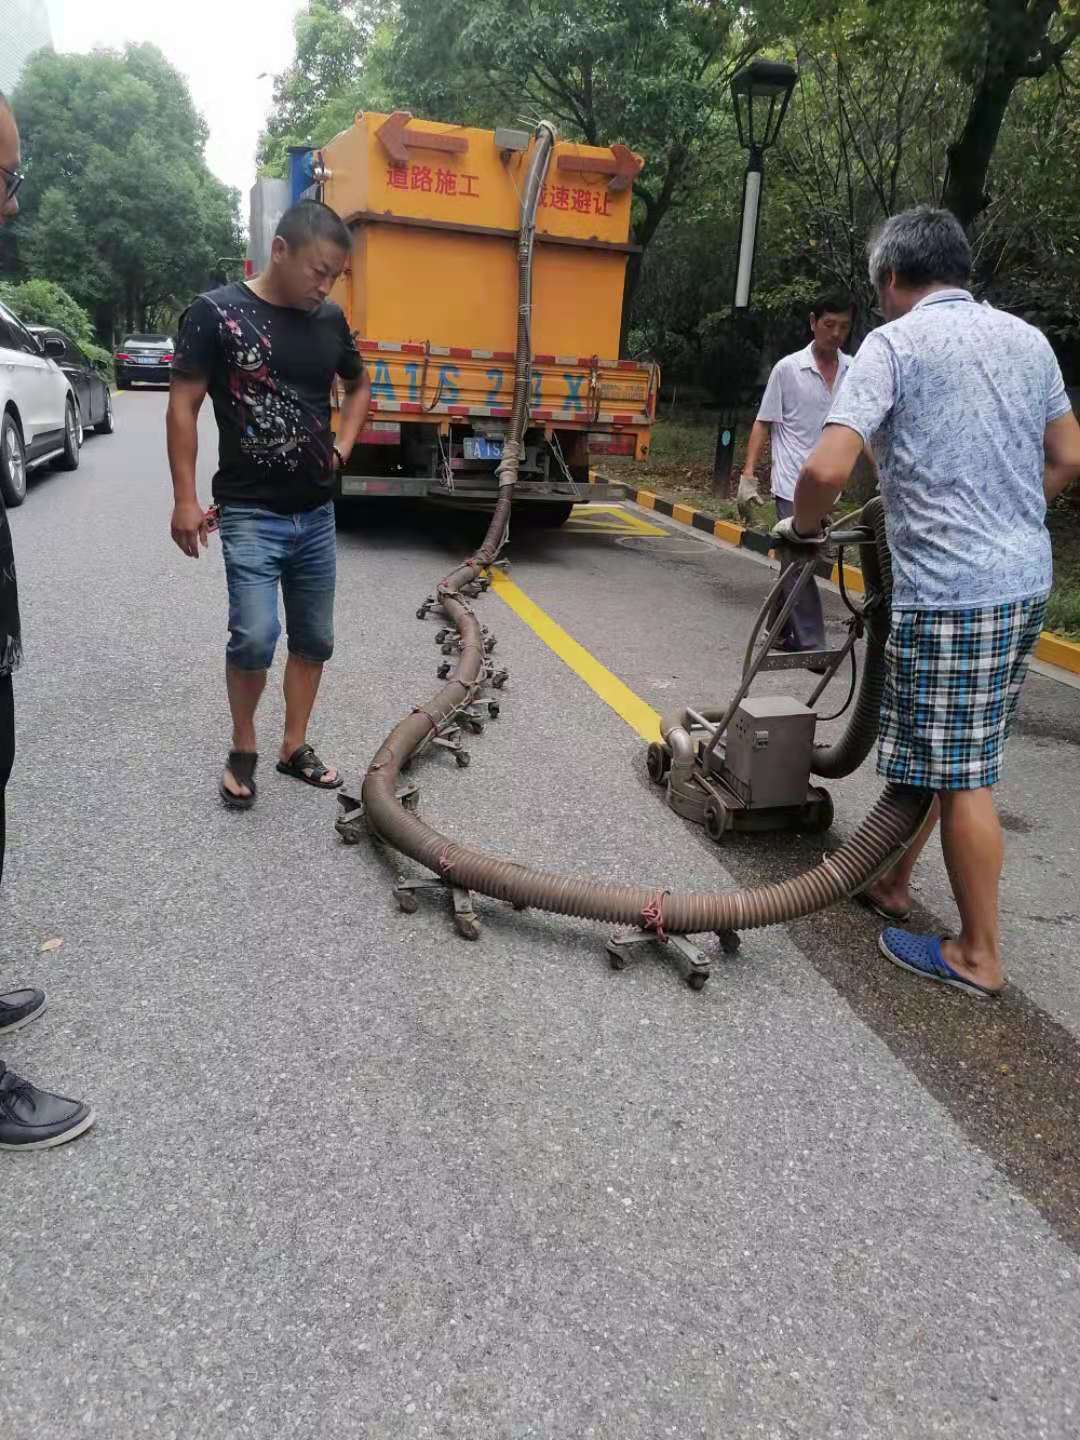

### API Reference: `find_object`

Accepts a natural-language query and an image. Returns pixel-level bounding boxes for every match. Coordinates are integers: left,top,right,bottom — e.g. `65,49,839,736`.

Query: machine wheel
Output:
455,749,471,768
717,930,741,956
798,789,835,835
441,643,454,656
416,607,428,620
686,970,710,992
396,891,419,914
465,717,484,736
608,951,628,971
454,913,481,941
437,663,451,680
646,741,671,785
336,821,364,846
703,798,729,844
487,701,500,719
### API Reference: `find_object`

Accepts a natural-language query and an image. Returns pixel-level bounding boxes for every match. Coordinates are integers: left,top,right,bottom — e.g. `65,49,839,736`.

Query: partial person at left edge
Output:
0,90,96,1151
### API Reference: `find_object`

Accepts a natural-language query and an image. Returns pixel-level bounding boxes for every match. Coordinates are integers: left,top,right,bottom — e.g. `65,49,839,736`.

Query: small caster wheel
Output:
686,969,710,992
435,629,448,644
454,913,481,941
608,951,628,971
455,750,471,768
442,643,454,656
798,788,835,835
416,607,428,621
485,638,497,653
479,579,490,592
487,702,500,719
703,798,729,844
646,741,671,785
337,823,363,846
465,718,484,736
493,672,508,690
717,929,741,956
396,891,419,914
437,663,451,680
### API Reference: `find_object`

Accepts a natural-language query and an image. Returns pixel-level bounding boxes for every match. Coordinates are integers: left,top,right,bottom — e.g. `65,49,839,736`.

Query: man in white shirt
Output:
742,293,856,658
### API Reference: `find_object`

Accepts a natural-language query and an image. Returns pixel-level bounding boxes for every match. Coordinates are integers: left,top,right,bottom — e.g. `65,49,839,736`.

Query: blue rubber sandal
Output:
878,928,1004,1001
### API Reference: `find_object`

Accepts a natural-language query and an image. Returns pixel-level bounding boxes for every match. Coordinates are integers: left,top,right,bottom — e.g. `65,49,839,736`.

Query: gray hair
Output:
867,207,972,291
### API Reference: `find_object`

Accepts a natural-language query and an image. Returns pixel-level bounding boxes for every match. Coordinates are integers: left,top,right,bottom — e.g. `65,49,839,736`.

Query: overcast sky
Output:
47,0,305,199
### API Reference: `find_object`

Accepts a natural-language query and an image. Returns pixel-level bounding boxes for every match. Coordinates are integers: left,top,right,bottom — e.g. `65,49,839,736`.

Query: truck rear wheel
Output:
530,502,574,528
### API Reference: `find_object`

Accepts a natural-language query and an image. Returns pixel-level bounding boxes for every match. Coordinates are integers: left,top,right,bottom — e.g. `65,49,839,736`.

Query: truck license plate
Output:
463,437,503,460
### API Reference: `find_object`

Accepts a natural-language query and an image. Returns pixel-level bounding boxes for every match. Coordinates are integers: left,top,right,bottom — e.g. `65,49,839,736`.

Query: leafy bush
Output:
0,279,114,381
0,278,95,345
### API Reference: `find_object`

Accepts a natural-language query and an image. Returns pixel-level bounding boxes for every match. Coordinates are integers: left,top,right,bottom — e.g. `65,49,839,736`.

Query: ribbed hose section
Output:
360,123,930,938
811,496,892,780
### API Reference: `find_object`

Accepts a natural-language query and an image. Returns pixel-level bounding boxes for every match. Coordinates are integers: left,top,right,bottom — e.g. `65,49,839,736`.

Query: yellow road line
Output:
489,570,662,742
564,507,668,537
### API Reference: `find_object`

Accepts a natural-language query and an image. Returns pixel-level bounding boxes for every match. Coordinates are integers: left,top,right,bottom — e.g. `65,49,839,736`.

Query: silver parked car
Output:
0,298,80,507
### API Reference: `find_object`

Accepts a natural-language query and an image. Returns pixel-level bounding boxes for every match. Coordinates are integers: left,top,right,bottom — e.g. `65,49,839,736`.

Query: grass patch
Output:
604,415,1080,644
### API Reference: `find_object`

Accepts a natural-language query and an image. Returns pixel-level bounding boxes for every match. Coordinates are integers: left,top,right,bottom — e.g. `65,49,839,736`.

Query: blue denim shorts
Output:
219,502,336,671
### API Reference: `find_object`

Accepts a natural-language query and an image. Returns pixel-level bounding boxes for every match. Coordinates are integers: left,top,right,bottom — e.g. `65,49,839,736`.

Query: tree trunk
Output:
942,71,1017,229
620,250,643,354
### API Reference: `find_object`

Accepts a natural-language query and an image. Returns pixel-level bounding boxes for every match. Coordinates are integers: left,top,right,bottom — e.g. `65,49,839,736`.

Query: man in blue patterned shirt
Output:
778,206,1080,1000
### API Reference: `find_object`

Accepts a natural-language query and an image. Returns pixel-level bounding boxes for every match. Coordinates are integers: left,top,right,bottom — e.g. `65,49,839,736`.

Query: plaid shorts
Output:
877,596,1047,790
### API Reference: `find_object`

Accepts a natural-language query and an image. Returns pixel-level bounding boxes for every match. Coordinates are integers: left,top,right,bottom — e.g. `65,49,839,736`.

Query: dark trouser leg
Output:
0,674,13,891
772,497,826,650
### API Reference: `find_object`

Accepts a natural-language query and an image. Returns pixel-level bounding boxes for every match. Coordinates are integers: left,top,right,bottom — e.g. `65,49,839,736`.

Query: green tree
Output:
257,0,395,176
942,0,1080,227
10,44,241,343
385,0,799,340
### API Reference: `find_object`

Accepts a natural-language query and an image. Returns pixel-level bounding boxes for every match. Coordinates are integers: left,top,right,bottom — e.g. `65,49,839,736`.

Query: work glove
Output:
770,515,827,546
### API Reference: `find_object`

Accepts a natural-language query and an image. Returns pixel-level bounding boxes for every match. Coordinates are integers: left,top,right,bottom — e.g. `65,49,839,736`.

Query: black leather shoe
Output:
0,987,47,1035
0,1063,95,1150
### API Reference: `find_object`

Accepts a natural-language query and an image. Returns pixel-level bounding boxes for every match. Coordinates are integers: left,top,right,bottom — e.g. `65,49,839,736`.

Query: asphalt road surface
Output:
3,388,1080,1439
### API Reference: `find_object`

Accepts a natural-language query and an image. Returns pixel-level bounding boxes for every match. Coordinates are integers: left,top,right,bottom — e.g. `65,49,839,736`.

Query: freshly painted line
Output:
489,570,662,742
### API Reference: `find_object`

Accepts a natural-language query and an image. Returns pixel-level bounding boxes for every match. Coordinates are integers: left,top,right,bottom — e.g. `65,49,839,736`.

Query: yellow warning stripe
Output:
489,570,662,742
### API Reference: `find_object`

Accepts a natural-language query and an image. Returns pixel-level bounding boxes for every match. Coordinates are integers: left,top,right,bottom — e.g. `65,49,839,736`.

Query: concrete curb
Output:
618,483,1080,678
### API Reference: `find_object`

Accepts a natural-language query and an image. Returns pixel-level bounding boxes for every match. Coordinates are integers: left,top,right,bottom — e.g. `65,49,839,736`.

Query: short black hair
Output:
275,200,350,253
811,291,855,320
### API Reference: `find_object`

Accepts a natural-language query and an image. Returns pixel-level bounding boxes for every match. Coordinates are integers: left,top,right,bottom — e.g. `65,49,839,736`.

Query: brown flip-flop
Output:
276,743,343,790
221,750,258,810
853,889,912,924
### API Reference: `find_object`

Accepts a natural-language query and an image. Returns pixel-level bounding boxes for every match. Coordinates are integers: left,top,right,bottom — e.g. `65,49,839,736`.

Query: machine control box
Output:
719,696,816,808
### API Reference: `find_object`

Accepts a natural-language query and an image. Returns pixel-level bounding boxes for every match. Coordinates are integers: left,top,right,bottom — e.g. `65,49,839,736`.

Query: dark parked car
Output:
114,333,174,388
28,326,115,438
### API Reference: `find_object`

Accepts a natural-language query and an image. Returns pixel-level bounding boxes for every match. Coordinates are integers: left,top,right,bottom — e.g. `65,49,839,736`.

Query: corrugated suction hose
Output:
360,122,932,938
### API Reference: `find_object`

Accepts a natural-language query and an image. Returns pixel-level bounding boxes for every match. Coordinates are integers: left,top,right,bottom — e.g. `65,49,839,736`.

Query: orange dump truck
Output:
273,113,657,524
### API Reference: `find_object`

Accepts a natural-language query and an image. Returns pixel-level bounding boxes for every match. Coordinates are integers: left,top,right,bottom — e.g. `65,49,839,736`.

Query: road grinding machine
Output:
335,120,932,991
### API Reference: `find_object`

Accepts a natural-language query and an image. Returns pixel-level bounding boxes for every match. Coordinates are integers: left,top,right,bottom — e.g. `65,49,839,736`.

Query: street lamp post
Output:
713,59,798,490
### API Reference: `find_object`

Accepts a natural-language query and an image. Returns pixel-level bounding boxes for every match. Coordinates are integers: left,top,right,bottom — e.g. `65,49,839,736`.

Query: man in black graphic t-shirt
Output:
167,200,371,809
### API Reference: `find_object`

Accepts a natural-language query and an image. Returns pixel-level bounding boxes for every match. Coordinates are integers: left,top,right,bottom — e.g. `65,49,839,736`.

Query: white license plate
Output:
135,357,159,365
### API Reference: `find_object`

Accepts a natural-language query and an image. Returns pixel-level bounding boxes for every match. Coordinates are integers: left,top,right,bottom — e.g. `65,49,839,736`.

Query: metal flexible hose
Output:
360,122,931,938
810,496,892,779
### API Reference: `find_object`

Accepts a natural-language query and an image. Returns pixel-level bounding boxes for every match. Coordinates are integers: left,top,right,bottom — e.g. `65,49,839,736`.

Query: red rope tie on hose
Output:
411,707,440,736
436,845,455,877
641,888,672,943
